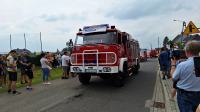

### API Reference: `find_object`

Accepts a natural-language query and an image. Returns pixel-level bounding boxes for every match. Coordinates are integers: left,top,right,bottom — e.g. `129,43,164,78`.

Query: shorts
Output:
0,70,5,76
25,70,33,79
62,66,69,72
8,72,17,81
20,68,26,75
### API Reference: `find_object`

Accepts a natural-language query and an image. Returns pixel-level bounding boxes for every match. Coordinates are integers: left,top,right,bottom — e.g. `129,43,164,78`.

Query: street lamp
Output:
173,19,186,34
173,19,187,43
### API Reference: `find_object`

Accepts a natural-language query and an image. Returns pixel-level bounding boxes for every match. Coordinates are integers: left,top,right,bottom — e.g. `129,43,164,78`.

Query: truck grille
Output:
71,51,116,65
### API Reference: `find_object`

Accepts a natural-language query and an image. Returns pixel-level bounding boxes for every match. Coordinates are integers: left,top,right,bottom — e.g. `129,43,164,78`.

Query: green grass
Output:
0,67,62,93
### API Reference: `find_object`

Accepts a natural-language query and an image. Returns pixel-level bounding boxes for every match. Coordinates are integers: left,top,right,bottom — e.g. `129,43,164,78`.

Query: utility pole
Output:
10,34,12,50
150,43,152,50
40,32,43,52
158,36,160,49
24,33,27,49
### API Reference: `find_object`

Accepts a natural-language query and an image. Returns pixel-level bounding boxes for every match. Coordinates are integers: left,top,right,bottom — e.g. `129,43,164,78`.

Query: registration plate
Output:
85,69,97,73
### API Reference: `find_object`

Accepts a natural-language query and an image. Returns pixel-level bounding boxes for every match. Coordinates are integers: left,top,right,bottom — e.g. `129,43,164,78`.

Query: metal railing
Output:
71,51,117,66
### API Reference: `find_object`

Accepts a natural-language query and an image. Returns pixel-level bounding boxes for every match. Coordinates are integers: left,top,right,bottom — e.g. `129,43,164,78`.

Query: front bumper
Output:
70,66,119,73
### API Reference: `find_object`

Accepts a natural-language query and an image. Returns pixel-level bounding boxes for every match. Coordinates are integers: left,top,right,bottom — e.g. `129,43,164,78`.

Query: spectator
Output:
2,55,8,86
173,41,200,112
158,47,171,80
52,54,59,68
7,50,21,94
56,53,62,66
197,104,200,112
40,53,51,85
0,55,5,88
61,52,70,79
18,54,28,84
23,53,34,90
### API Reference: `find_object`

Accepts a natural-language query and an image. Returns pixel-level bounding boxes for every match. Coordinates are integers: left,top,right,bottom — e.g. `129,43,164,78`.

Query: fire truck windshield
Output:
75,32,117,45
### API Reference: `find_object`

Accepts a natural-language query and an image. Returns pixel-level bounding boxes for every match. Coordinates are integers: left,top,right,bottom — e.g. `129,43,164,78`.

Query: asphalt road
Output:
0,58,158,112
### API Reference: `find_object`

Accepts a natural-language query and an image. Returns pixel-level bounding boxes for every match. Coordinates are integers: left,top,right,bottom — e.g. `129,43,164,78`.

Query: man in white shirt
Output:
61,52,70,79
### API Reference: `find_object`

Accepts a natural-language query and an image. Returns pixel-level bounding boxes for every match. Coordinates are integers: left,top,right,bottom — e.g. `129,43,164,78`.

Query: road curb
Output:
158,71,179,112
159,71,171,112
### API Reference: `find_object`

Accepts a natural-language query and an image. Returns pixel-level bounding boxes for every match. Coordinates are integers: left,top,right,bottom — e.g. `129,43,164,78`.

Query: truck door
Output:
122,33,128,57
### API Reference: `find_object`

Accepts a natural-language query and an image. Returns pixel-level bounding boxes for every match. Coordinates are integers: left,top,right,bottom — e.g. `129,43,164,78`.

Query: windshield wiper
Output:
83,43,97,46
96,43,105,44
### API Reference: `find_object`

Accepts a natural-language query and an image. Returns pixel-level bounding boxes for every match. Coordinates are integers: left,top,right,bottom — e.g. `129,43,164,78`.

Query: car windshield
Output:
75,32,117,45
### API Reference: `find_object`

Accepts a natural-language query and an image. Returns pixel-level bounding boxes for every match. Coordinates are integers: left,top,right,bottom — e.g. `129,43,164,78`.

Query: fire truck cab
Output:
70,24,140,86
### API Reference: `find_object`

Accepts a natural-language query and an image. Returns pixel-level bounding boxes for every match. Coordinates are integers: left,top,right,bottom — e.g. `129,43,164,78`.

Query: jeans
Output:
42,68,50,81
177,89,200,112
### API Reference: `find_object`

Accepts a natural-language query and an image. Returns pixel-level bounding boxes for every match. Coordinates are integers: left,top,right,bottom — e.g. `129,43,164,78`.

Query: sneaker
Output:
64,77,69,79
43,82,47,85
26,87,33,90
71,74,76,77
12,91,21,95
8,89,11,94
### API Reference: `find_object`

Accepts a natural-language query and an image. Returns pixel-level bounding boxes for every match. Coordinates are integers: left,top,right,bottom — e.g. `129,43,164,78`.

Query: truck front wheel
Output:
78,74,91,85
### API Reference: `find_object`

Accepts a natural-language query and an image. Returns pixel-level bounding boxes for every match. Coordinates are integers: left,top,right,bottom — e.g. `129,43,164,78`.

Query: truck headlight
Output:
103,67,111,72
73,67,81,72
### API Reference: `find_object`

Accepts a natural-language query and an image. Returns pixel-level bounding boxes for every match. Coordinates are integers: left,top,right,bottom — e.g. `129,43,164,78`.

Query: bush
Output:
29,54,42,66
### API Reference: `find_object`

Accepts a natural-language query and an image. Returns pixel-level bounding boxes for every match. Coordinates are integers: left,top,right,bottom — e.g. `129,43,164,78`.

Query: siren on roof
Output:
111,26,115,29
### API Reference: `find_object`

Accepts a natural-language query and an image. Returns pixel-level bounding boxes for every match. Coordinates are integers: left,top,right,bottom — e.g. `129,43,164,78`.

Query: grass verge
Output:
0,67,62,93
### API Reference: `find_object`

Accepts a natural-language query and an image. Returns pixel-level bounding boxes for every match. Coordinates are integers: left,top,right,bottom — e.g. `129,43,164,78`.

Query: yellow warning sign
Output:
183,21,200,35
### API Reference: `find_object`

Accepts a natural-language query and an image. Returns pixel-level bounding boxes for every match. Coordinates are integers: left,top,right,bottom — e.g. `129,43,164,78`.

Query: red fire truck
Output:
70,24,140,86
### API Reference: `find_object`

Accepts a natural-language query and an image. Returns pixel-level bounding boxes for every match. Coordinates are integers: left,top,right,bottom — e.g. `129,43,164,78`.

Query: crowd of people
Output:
0,50,71,95
159,40,200,112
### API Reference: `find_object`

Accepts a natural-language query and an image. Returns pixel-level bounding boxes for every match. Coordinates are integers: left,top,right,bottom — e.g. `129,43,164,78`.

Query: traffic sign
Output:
183,21,200,35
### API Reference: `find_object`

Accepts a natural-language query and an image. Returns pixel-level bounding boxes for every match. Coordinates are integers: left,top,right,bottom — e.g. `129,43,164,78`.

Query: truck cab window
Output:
118,32,122,44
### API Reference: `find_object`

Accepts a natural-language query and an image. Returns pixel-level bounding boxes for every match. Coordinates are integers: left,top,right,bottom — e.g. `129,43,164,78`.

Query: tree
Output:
65,39,74,55
175,42,184,49
167,40,174,49
163,36,169,48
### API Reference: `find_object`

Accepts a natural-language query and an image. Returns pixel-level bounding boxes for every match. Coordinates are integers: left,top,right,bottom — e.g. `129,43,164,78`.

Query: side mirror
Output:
66,39,74,48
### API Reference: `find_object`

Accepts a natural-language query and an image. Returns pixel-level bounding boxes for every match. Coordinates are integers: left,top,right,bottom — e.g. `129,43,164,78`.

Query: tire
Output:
113,63,127,87
78,74,91,85
133,63,140,74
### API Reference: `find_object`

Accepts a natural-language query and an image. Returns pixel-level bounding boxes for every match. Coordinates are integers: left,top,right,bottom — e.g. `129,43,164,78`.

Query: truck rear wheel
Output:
133,63,140,74
78,74,91,85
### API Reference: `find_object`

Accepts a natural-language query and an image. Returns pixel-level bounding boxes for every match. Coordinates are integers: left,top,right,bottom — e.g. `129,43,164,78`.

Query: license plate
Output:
85,69,97,73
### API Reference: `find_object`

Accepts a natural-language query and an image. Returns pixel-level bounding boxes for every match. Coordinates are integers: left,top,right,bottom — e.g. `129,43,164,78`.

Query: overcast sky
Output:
0,0,200,52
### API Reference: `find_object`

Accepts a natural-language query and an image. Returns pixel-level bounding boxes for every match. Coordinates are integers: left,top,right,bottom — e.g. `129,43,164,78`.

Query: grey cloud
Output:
107,0,192,20
40,13,86,22
40,14,66,22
